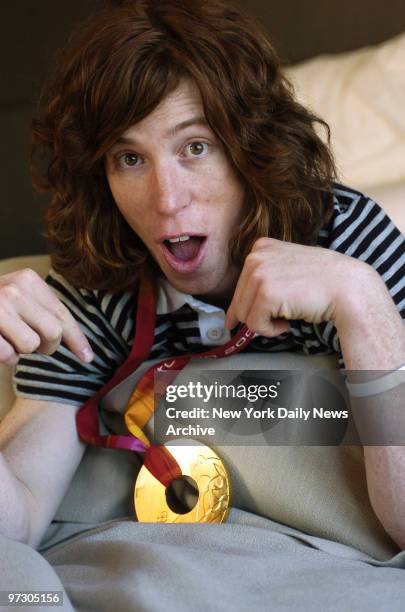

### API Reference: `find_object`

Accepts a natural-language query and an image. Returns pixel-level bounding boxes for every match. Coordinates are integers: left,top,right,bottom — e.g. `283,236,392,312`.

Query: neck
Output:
194,268,239,311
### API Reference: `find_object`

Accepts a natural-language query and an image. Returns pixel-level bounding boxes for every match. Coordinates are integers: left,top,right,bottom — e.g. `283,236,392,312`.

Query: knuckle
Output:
54,301,69,319
260,281,273,299
0,283,21,302
44,324,62,344
0,343,16,362
19,333,41,354
252,237,270,250
250,268,265,284
17,268,38,284
38,342,60,356
245,251,262,267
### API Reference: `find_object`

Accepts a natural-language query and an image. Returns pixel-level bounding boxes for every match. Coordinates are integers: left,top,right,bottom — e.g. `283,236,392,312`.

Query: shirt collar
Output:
156,277,225,315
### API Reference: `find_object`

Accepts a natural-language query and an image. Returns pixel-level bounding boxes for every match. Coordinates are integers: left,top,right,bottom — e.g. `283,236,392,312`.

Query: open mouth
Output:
163,236,206,261
159,235,208,274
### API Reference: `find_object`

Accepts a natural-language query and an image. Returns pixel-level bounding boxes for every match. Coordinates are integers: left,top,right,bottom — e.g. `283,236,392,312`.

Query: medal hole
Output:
165,475,199,514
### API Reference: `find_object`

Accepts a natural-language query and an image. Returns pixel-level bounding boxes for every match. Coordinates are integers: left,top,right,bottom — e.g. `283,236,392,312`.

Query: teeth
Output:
167,235,190,243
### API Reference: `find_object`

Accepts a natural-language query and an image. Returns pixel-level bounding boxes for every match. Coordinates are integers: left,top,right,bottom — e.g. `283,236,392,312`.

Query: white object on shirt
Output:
156,277,231,346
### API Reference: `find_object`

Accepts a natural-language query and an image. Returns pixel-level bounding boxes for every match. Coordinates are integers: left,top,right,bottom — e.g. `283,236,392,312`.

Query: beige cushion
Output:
0,255,51,279
0,255,399,559
286,32,405,194
366,181,405,233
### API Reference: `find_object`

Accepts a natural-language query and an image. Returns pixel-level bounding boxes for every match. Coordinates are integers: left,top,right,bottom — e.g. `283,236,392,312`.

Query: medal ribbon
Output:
76,272,256,487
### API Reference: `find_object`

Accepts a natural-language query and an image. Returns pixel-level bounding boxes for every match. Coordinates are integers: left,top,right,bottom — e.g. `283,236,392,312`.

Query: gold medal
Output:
134,440,231,523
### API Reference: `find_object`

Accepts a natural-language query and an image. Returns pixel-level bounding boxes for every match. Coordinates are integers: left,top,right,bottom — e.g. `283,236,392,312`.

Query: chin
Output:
178,276,218,296
173,277,211,293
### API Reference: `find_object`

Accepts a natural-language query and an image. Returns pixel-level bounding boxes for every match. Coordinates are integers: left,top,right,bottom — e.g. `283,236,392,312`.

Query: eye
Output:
185,142,209,157
119,152,140,167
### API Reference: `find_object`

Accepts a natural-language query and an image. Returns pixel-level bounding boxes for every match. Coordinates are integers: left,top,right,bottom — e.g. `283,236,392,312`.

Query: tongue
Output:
167,237,203,261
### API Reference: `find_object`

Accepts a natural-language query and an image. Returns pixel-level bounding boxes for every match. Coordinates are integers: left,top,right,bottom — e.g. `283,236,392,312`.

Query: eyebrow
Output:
114,115,209,146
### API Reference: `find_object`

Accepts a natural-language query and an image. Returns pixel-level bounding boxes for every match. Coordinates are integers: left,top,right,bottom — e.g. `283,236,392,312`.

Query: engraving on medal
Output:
193,454,229,522
134,440,231,523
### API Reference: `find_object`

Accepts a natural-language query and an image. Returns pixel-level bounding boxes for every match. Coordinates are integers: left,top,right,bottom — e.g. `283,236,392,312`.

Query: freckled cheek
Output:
198,180,244,237
219,177,246,223
110,188,151,237
202,167,242,200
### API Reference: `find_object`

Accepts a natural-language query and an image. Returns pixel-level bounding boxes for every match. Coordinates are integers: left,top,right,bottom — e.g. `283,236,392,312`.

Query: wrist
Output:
333,262,405,369
334,262,394,330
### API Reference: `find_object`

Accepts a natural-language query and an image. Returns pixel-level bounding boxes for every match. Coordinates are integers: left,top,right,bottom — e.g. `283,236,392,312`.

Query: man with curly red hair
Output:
0,0,404,551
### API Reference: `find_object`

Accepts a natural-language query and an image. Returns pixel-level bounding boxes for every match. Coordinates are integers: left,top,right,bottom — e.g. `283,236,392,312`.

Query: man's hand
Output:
0,268,94,366
224,237,375,336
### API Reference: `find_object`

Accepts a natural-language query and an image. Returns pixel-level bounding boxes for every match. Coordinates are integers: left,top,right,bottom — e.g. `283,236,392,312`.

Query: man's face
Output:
105,79,245,306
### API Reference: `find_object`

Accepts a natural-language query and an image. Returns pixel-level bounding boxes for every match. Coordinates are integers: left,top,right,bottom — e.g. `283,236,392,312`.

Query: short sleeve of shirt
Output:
12,268,137,407
289,184,405,368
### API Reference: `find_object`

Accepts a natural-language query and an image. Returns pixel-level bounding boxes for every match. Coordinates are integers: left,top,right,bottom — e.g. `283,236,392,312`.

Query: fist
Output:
0,268,94,366
225,237,368,337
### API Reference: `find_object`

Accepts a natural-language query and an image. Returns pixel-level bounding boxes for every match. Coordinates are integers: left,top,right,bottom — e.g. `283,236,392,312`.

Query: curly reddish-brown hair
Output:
32,0,336,292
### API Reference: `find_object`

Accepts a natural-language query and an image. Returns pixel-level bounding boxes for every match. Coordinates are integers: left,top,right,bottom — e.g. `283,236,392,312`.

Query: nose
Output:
150,160,190,216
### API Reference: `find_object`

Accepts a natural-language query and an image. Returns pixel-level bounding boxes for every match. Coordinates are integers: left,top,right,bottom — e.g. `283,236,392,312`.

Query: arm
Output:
0,397,86,549
0,266,96,547
224,230,405,548
335,266,405,549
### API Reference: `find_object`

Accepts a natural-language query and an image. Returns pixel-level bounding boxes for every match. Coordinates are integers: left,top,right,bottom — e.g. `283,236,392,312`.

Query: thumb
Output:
225,308,239,330
267,318,290,337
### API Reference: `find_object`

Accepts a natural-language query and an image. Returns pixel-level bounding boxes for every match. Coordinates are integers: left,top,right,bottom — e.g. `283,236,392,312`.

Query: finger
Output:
225,261,260,330
10,297,63,355
15,301,93,363
245,296,290,337
224,267,252,329
52,302,94,363
21,310,63,356
225,281,255,329
225,282,254,329
7,272,94,363
273,318,290,335
0,334,19,366
0,315,41,355
224,308,239,331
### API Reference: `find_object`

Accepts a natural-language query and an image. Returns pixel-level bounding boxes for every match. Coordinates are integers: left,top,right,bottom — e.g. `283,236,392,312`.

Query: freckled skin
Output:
105,79,245,309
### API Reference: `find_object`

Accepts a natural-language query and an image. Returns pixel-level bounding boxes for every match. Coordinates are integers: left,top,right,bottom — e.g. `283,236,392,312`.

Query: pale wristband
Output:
345,364,405,398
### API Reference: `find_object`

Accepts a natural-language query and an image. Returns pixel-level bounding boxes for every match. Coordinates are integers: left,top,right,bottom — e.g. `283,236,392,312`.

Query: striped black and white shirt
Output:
13,183,405,407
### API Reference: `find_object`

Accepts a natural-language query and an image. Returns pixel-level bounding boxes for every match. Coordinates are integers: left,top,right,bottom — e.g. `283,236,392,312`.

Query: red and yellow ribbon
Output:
76,271,256,489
